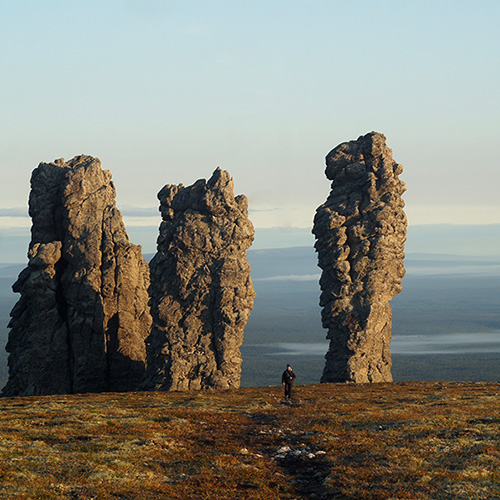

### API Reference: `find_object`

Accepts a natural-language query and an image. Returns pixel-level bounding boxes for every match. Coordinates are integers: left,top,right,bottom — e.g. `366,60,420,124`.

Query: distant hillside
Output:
1,247,499,390
406,223,500,257
242,247,500,386
0,382,498,499
2,223,500,263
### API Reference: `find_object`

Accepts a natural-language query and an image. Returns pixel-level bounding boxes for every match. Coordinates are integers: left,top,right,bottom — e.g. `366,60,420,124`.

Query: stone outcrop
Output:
313,132,407,383
141,168,255,391
1,156,152,397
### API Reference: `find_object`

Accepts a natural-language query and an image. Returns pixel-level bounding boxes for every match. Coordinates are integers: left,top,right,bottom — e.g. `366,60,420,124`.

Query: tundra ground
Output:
0,382,499,499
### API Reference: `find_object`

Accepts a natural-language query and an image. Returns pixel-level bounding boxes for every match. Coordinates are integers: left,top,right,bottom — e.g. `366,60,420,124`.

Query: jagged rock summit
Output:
313,132,407,383
1,156,152,397
141,168,255,391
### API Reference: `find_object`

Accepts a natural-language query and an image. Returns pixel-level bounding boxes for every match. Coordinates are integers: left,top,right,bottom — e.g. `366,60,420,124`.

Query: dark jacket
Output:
282,369,296,384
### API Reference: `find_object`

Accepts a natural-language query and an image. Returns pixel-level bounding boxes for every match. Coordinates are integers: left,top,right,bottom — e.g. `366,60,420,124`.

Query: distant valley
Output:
1,246,499,389
241,247,500,386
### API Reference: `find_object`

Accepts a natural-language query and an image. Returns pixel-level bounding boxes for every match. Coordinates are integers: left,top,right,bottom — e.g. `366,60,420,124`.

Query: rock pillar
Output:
313,132,407,383
142,168,255,390
2,156,152,396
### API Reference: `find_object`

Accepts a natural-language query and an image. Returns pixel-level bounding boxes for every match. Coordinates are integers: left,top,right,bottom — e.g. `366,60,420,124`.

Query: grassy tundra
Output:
0,382,499,499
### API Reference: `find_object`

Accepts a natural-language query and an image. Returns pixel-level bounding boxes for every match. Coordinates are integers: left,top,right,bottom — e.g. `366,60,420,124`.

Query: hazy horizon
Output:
1,222,500,264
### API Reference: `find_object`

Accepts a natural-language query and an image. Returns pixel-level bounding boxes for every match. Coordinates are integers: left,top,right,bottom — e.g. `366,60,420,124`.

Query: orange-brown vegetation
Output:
0,382,499,499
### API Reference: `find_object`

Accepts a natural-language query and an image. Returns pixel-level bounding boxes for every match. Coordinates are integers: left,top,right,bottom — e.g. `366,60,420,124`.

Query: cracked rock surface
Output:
1,156,152,396
313,132,407,383
141,168,255,390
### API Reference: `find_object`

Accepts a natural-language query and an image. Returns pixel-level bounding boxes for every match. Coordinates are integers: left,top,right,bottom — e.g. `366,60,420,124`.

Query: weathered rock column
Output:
313,132,407,383
141,168,255,390
1,156,152,397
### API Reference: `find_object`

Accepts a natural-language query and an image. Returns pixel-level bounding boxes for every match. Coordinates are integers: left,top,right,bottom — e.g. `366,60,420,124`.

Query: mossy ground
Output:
0,382,499,499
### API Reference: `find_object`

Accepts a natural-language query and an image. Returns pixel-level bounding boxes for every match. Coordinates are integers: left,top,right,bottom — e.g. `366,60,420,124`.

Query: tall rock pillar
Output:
313,132,407,383
2,156,152,396
142,168,255,390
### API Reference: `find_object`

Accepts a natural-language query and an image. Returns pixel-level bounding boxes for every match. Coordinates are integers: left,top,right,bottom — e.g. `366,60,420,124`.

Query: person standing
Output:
282,364,296,399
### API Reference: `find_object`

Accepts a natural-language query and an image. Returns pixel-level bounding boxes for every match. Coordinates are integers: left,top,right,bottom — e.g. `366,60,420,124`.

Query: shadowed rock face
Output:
313,132,407,383
141,168,255,391
1,156,152,397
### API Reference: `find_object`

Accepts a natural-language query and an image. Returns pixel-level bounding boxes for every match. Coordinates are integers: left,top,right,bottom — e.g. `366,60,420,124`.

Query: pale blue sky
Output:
1,1,499,247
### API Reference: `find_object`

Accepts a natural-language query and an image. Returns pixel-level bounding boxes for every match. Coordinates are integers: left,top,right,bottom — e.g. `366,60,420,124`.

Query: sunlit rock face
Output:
141,168,255,391
313,132,407,383
2,156,152,397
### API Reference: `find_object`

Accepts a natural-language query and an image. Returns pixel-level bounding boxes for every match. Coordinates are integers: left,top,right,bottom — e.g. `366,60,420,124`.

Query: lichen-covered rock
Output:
313,132,407,383
1,156,152,397
141,168,255,391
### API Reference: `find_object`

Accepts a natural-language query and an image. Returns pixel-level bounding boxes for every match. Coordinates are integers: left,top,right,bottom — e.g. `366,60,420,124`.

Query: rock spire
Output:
141,168,255,391
2,156,152,397
313,132,407,383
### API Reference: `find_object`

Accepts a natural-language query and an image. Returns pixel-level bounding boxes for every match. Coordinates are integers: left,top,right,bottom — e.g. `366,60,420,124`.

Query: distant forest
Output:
1,246,499,389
